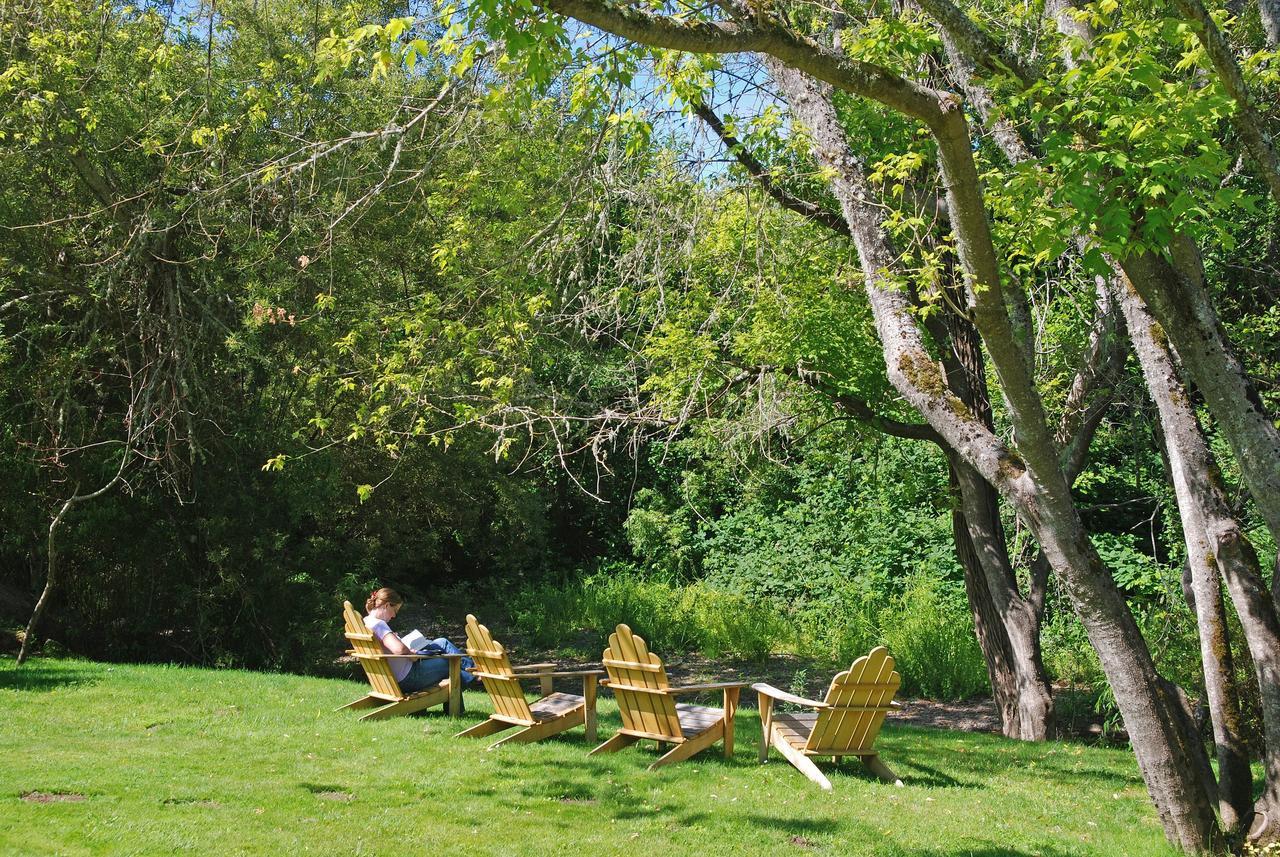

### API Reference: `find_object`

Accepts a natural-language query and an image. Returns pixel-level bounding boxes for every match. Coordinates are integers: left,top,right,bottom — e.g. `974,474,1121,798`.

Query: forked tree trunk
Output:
950,459,1053,740
937,293,1053,741
1116,274,1280,846
768,62,1222,853
699,56,1057,740
1119,249,1280,572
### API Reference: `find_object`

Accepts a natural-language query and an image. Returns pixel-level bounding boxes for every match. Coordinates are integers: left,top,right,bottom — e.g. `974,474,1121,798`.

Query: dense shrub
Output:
507,567,791,660
506,566,989,699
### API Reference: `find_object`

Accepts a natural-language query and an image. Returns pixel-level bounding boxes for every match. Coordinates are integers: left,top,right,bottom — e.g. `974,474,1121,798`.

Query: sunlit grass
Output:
0,657,1175,856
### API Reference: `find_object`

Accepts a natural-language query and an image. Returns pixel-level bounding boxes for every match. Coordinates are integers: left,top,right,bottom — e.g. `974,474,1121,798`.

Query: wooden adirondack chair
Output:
591,623,748,770
335,601,465,720
754,646,903,790
454,614,603,748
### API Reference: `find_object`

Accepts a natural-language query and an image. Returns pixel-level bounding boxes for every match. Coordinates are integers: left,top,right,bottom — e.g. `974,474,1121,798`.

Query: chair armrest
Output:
473,670,604,681
514,670,604,680
665,682,751,695
347,651,464,661
751,683,829,709
512,662,558,672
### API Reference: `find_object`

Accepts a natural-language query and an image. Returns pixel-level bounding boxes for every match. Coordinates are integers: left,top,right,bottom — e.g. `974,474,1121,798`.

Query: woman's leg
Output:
431,638,476,684
398,657,450,695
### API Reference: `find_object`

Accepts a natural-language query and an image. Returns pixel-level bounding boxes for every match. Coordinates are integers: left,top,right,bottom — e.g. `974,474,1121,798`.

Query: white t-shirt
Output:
364,615,412,682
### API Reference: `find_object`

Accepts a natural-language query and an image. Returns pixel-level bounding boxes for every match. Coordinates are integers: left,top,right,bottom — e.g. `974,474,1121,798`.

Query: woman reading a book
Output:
364,587,475,694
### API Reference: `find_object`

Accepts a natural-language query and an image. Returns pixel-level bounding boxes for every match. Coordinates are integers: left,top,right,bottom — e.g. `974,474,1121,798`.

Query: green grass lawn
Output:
0,657,1175,857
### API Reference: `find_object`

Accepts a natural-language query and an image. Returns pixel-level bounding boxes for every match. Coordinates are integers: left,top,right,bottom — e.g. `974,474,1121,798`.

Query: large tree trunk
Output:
950,458,1054,740
935,280,1054,741
1116,273,1280,846
1120,279,1255,834
768,61,1221,852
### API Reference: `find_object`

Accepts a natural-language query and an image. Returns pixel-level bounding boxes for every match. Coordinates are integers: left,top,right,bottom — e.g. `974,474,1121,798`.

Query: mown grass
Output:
0,657,1175,856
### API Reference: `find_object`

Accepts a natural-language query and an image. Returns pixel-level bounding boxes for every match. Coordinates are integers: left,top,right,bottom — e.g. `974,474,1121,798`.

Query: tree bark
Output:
1119,247,1280,581
1265,0,1280,49
1122,279,1255,834
950,458,1054,740
766,60,1220,852
936,291,1053,741
694,86,1055,741
1116,271,1280,845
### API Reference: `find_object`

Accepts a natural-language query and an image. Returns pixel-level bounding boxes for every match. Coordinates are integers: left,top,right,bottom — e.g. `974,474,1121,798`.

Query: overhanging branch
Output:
540,0,945,121
689,98,850,236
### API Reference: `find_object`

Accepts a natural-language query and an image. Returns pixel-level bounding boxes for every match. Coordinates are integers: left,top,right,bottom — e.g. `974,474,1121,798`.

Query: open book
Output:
400,630,445,655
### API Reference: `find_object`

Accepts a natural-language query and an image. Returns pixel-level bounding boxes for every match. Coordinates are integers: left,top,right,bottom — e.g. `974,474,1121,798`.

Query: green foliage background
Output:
1,0,1276,722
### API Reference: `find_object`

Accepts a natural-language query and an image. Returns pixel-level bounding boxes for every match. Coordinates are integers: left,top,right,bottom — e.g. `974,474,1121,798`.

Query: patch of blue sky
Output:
153,0,789,182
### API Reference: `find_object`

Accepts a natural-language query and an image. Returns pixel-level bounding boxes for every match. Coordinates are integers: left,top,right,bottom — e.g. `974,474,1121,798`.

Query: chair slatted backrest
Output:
806,646,900,755
601,624,682,741
464,615,534,725
343,600,403,699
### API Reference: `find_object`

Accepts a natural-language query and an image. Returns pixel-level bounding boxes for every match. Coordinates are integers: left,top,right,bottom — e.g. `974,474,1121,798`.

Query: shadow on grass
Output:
890,759,979,789
299,783,356,801
517,776,600,803
740,814,840,836
1017,762,1144,789
0,664,99,693
884,728,1139,788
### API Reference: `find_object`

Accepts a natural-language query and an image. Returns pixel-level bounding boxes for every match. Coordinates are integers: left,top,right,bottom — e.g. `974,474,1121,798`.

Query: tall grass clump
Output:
506,565,790,660
792,575,988,700
508,567,988,700
878,576,988,699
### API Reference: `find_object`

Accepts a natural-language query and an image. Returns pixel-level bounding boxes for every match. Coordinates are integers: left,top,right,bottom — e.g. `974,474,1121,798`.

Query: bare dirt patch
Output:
21,791,85,804
162,797,221,808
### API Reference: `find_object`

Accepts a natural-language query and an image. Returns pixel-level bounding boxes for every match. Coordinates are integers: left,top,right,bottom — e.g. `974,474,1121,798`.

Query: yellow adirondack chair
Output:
335,600,465,720
754,646,903,790
591,623,748,769
455,614,604,748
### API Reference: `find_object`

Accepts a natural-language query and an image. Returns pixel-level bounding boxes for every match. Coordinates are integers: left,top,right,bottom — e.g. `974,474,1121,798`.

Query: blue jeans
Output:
398,638,475,694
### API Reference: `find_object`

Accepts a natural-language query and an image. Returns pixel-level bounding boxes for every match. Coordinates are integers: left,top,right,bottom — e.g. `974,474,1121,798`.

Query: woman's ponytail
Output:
365,587,403,614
